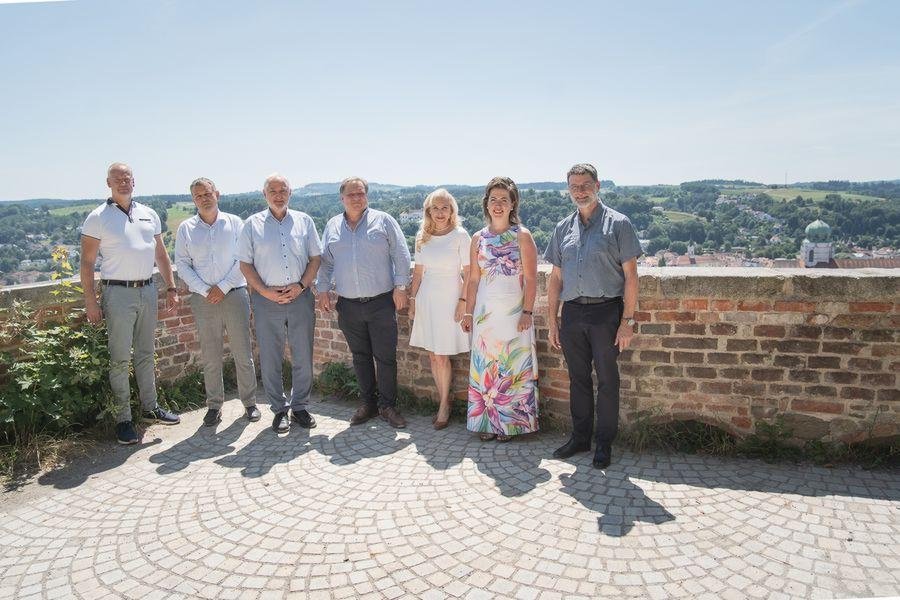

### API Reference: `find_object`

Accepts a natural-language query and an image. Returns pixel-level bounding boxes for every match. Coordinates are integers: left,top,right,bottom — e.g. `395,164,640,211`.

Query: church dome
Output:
805,219,831,243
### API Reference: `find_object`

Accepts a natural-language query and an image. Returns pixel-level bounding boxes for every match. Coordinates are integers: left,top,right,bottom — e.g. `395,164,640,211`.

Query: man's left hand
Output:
165,288,181,313
205,285,225,304
393,287,408,311
614,321,635,351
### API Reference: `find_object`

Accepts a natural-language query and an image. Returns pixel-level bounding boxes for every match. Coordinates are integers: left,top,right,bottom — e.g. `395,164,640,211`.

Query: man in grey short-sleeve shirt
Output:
545,163,642,469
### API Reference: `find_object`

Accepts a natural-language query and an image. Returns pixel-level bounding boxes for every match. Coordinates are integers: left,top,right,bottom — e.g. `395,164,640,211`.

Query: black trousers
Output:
336,293,398,408
559,298,623,447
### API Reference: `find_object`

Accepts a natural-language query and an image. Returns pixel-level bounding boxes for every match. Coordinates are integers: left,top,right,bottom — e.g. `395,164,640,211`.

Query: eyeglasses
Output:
568,183,597,194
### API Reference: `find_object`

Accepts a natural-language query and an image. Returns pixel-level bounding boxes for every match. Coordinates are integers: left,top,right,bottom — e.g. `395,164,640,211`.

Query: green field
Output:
663,210,705,222
49,202,97,216
721,187,884,202
166,202,196,232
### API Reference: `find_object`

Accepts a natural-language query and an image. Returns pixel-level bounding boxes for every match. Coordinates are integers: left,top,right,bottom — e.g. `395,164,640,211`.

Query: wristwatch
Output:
623,316,636,327
397,285,407,291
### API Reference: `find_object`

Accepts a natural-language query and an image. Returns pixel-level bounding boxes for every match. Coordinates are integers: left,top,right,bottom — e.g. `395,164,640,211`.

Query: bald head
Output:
107,162,135,201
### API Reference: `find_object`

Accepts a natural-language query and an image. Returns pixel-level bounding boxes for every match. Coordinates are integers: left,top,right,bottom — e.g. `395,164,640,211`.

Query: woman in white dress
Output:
408,189,472,430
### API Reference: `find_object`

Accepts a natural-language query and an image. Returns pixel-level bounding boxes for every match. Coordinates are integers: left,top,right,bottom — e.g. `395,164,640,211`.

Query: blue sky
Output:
1,0,898,200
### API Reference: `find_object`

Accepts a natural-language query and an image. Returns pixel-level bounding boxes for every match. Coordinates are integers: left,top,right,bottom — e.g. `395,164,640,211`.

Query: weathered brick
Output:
656,311,696,322
661,337,718,350
640,323,671,335
640,350,671,363
708,323,737,336
640,298,680,310
620,363,652,376
754,325,786,338
872,344,900,357
805,385,837,398
877,388,900,402
707,352,739,365
839,387,875,400
821,342,866,355
808,356,841,369
760,340,820,354
634,311,652,322
733,382,766,395
751,368,784,382
667,380,697,392
774,301,816,312
700,381,732,395
823,327,854,340
673,351,705,364
792,399,843,414
740,353,768,365
768,383,802,395
721,367,751,379
790,325,823,339
711,299,734,311
685,367,717,379
732,416,752,429
726,338,757,352
673,323,706,335
738,301,771,312
683,298,709,310
866,373,895,387
789,369,821,383
849,301,893,313
773,355,805,368
832,314,878,328
824,371,859,384
860,330,894,342
653,365,683,377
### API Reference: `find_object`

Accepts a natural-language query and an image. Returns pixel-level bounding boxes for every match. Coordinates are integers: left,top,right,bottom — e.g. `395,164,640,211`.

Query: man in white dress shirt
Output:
175,177,260,427
237,174,322,434
80,162,181,445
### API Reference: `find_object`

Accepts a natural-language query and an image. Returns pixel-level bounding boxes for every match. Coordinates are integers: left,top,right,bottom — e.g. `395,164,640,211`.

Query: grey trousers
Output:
250,290,315,414
189,287,257,410
101,282,159,423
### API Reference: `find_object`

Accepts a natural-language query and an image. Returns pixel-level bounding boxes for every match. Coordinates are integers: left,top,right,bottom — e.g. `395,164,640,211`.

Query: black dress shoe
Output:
592,446,612,469
203,409,222,426
245,405,261,422
553,438,591,459
272,411,290,433
291,409,316,428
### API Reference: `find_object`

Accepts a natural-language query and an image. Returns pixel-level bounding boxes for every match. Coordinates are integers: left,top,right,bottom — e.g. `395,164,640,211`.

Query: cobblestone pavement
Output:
1,397,898,600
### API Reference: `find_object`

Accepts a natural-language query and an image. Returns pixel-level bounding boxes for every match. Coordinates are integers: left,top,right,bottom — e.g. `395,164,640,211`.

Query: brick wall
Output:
2,267,897,443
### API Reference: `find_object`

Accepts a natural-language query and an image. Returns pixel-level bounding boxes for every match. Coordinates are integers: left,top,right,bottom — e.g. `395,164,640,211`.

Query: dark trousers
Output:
336,293,398,408
559,298,623,447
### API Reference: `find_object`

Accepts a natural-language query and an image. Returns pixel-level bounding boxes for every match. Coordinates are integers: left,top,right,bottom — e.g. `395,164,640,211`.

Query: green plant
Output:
737,417,802,462
155,370,206,414
314,362,361,400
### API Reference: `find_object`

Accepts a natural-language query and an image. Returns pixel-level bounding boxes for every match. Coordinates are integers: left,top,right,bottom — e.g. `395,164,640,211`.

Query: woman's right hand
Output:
460,314,473,332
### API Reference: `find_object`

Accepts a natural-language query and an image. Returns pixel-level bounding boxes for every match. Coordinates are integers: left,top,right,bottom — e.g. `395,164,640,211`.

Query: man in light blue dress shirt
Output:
238,174,322,434
317,176,412,428
175,178,259,427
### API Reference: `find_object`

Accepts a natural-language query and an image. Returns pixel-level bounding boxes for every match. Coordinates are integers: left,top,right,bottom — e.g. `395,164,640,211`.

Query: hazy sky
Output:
1,0,898,200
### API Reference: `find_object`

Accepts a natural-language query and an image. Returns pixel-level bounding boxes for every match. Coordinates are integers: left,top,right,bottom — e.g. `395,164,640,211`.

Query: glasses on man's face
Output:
110,176,133,185
568,183,596,194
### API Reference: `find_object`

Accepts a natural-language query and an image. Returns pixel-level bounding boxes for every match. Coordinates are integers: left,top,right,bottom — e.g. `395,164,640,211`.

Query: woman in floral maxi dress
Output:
460,177,539,441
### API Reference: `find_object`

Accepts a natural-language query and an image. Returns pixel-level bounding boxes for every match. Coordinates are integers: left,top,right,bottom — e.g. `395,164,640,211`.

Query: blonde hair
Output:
415,188,459,251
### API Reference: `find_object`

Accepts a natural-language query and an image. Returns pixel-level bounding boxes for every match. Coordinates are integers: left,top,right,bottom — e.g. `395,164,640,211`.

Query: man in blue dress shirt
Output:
316,176,412,428
237,174,321,434
545,163,642,469
175,177,260,427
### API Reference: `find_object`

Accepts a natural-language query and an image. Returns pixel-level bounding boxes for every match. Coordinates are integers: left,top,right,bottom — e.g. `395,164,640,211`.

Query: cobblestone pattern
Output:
2,397,898,599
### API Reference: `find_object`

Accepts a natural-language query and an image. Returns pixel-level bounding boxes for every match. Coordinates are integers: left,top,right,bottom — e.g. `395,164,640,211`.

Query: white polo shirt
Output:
81,200,162,280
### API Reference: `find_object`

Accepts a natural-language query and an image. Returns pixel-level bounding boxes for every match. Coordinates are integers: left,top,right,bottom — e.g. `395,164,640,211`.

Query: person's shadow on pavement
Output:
148,417,250,475
214,426,326,478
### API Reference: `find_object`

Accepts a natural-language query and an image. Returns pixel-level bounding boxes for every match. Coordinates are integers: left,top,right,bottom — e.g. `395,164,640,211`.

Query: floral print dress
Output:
467,226,539,436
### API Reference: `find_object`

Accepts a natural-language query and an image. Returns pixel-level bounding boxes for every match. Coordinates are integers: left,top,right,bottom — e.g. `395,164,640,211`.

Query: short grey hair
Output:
263,173,291,192
189,177,216,193
566,163,598,184
107,162,132,177
340,176,369,195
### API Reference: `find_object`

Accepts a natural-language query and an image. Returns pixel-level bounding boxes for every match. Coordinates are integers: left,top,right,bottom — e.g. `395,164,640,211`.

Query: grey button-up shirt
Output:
236,209,321,287
317,208,411,298
544,204,642,302
175,211,247,296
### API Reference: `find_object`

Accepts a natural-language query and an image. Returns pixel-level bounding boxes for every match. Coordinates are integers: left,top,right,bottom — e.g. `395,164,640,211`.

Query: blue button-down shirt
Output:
236,209,321,287
174,211,247,296
317,208,411,298
544,204,642,302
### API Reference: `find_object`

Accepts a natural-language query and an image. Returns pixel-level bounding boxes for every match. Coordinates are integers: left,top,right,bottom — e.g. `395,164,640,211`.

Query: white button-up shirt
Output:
236,208,321,287
174,211,247,296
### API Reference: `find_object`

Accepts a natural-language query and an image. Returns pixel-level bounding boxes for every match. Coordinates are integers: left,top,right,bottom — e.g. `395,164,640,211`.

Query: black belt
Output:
229,286,246,293
567,296,620,305
101,278,153,288
341,291,392,303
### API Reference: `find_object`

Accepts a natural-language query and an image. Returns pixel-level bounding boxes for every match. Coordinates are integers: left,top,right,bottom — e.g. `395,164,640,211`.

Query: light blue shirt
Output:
317,208,411,298
236,208,321,287
175,211,246,296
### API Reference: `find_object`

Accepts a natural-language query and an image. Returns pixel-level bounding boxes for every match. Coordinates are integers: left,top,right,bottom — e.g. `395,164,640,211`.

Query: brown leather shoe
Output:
379,406,407,428
349,403,378,426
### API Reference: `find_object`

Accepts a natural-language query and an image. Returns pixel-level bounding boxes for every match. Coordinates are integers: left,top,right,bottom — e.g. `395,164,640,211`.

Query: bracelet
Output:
522,310,533,315
299,282,306,290
458,298,466,302
463,313,473,317
410,296,416,300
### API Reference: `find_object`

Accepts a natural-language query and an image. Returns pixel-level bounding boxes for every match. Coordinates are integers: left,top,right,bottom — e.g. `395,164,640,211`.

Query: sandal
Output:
497,434,512,443
479,433,497,441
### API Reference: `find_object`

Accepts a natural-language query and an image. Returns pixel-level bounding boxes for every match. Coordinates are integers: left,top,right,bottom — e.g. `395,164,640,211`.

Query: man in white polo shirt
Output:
237,173,321,435
175,177,259,427
80,162,181,445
